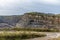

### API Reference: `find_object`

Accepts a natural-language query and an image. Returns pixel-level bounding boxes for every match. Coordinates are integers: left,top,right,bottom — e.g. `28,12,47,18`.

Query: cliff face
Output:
0,12,60,29
16,12,60,29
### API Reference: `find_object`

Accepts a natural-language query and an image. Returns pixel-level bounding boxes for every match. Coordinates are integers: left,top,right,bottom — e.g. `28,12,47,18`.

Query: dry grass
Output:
0,31,46,39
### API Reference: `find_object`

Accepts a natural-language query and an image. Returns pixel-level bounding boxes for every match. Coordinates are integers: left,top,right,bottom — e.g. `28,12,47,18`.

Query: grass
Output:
0,27,58,40
0,27,59,32
0,31,46,39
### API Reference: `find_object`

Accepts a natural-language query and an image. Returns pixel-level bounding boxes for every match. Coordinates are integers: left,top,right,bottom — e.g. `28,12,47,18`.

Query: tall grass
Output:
0,31,46,39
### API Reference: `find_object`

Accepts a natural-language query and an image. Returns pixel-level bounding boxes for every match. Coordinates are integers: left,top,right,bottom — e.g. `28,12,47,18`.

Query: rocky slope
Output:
0,15,22,28
16,12,60,29
0,12,60,29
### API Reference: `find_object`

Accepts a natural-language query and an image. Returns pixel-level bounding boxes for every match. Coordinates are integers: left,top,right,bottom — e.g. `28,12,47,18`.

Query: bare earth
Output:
25,32,60,40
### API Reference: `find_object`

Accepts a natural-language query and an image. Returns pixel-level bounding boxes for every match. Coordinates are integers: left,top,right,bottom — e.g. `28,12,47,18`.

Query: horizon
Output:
0,12,59,16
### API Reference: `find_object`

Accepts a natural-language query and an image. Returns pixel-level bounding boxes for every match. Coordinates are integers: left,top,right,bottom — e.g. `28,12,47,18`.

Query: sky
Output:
0,0,60,15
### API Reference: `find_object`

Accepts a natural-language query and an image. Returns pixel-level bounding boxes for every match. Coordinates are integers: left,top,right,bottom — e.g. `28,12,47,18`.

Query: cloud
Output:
0,0,60,8
0,0,60,10
0,0,60,15
0,0,31,6
39,0,60,5
0,0,33,10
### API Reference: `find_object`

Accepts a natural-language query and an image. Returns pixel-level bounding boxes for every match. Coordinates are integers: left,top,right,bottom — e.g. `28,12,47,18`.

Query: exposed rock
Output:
16,12,60,29
0,12,60,29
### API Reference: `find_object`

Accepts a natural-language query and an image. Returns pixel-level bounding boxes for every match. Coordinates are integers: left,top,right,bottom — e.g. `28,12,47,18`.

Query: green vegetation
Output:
0,27,59,32
0,31,46,40
12,28,59,32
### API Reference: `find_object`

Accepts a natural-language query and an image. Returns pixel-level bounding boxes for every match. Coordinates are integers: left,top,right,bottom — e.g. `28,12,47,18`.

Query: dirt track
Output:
25,32,60,40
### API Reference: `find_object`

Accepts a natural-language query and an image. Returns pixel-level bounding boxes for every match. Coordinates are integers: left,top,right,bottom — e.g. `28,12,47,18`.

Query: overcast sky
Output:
0,0,60,15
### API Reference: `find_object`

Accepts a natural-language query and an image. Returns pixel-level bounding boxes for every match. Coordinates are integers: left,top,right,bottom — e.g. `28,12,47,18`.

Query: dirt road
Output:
25,32,60,40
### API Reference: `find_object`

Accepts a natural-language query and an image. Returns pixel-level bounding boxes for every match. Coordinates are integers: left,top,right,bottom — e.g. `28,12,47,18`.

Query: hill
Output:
0,12,60,29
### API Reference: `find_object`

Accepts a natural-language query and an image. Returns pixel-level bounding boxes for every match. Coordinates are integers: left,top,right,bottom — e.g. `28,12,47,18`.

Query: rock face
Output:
16,12,60,29
0,12,60,29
